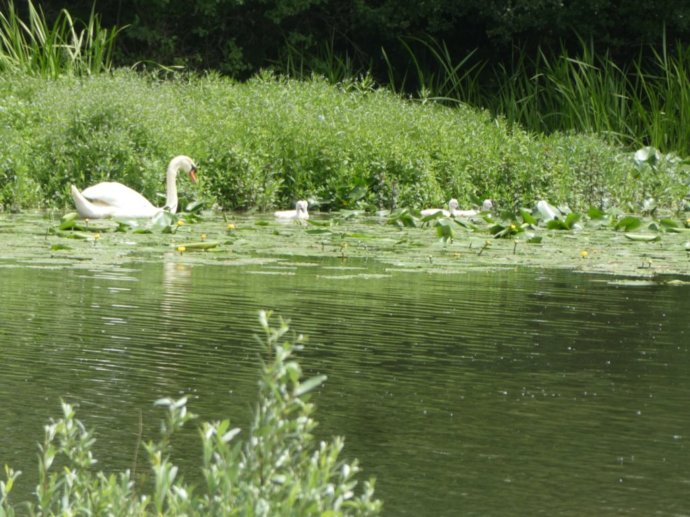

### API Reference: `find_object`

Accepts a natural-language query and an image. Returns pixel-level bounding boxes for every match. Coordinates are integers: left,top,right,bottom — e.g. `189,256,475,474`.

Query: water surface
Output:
1,256,689,515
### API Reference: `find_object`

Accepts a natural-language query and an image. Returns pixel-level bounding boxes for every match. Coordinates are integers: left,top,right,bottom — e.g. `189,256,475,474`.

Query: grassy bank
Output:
0,70,687,214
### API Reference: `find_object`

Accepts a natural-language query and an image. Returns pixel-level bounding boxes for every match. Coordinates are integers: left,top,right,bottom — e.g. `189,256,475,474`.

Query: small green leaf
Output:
388,209,417,228
435,218,454,242
348,185,368,202
58,218,86,231
546,220,567,230
520,209,537,225
564,212,581,228
615,216,642,232
659,218,679,229
420,211,444,223
294,375,327,397
185,200,205,213
587,207,605,219
285,361,301,383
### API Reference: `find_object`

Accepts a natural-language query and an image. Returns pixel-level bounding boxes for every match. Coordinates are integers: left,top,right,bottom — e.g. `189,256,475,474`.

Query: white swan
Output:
274,200,309,220
422,198,493,218
421,198,459,217
70,155,197,219
453,199,494,217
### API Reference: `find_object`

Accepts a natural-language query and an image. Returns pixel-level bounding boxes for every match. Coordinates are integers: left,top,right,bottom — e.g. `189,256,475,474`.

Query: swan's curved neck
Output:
165,165,179,213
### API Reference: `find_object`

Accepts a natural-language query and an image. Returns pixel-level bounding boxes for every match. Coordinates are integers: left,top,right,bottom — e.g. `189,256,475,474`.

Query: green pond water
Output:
1,213,690,515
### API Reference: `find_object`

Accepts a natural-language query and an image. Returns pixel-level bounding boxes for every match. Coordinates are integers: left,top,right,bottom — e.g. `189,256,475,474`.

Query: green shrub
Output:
204,147,283,211
0,311,382,516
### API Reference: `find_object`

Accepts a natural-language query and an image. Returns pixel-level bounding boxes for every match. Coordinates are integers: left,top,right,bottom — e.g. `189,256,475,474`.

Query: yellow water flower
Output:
93,233,101,240
510,224,517,231
177,246,186,252
200,233,207,241
227,223,236,230
177,220,185,226
580,250,589,258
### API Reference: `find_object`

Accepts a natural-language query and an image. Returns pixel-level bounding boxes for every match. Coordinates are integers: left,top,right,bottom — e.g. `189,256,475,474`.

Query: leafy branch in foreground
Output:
0,311,381,516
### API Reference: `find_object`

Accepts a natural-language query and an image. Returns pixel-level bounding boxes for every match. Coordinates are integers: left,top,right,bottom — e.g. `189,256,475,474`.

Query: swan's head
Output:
169,155,198,183
295,200,309,214
448,199,459,210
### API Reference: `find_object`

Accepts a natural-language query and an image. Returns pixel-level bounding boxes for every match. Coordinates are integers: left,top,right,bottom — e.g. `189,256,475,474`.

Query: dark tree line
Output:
8,0,690,80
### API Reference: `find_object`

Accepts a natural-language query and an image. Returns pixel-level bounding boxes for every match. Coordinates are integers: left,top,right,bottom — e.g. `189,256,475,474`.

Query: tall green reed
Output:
0,0,122,77
388,33,690,156
383,36,485,106
279,32,370,85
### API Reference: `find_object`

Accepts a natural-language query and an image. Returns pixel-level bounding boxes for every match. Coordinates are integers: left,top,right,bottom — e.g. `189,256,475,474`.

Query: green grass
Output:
0,69,687,215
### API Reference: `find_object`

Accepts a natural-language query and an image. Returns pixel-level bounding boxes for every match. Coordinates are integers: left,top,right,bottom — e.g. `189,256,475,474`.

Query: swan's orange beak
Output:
189,166,198,183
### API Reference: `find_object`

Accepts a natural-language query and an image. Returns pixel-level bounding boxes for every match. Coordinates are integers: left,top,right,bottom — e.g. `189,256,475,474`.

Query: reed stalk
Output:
396,33,690,156
0,0,122,77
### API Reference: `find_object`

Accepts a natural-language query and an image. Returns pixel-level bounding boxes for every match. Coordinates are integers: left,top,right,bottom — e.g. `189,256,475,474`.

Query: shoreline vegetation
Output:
0,2,688,218
1,70,688,217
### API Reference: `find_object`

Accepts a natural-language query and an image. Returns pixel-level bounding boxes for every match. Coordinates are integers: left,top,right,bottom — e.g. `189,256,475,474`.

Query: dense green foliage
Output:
0,71,687,214
0,312,381,515
23,0,690,80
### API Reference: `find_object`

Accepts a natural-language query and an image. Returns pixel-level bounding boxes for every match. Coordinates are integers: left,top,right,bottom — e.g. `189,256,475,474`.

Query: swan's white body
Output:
421,198,493,218
70,155,197,219
274,200,309,220
421,199,460,217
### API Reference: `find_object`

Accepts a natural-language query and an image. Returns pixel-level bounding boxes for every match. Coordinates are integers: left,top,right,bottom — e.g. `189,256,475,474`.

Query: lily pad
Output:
174,240,220,250
624,233,660,242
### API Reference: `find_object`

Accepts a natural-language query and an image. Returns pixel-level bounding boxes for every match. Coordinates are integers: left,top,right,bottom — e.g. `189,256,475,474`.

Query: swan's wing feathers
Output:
81,182,155,211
